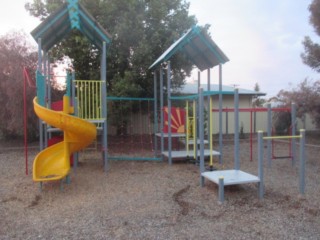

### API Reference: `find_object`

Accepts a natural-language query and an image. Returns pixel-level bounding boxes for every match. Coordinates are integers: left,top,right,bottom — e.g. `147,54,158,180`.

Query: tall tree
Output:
277,79,320,128
25,0,197,97
0,31,38,139
301,0,320,72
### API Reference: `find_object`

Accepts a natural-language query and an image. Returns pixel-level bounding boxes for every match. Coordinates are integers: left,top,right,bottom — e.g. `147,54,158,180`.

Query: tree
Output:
0,31,38,139
25,0,197,97
252,82,265,107
301,0,320,72
277,79,320,128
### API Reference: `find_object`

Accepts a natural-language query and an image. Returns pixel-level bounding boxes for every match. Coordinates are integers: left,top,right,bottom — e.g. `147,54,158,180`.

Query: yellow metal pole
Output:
186,100,189,153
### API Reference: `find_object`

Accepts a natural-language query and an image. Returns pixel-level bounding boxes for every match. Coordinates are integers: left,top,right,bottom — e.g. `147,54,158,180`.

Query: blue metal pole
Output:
258,131,264,199
37,38,42,73
199,88,205,187
37,38,44,151
291,103,296,166
218,177,224,203
72,71,78,173
101,41,108,172
160,67,164,161
153,71,158,158
234,88,240,170
267,103,272,168
167,61,172,165
299,129,306,195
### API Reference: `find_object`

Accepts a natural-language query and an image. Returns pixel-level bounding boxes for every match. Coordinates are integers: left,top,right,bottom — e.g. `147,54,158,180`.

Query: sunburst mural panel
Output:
163,106,186,133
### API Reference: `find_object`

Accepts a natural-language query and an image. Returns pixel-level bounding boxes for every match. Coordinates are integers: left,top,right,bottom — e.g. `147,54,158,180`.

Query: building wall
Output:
106,94,317,136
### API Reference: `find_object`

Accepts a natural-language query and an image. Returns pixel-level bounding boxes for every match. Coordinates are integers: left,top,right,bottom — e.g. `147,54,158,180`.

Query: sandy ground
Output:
1,136,320,239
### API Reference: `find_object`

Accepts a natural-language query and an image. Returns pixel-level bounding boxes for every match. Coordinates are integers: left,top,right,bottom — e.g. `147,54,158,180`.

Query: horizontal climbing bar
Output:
263,135,301,140
212,107,291,112
170,91,235,101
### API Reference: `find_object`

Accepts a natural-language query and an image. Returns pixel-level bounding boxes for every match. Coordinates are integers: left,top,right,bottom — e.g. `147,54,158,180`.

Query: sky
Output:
188,0,319,97
0,1,319,97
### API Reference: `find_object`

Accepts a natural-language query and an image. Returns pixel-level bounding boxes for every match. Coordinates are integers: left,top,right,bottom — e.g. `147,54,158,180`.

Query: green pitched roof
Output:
31,0,111,51
149,26,229,71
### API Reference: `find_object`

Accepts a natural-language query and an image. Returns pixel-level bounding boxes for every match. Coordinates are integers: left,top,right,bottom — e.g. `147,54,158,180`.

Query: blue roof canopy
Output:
31,0,112,51
149,26,229,71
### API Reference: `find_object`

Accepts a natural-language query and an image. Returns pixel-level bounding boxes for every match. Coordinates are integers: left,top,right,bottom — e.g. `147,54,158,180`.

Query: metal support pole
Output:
160,67,164,160
199,88,205,186
218,64,223,164
291,103,297,166
37,38,44,151
299,129,306,195
167,61,172,165
207,69,211,148
234,89,240,170
258,131,264,199
101,42,108,172
267,103,272,168
153,71,158,157
218,177,224,203
37,38,42,73
43,51,49,147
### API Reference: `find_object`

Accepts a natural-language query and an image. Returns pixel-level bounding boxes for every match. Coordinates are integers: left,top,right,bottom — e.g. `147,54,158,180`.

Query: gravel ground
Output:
1,136,320,239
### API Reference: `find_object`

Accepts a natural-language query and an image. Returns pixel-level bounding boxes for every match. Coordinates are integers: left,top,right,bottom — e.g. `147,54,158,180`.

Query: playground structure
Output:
198,89,306,202
212,104,296,163
149,26,230,165
25,0,307,201
29,0,111,187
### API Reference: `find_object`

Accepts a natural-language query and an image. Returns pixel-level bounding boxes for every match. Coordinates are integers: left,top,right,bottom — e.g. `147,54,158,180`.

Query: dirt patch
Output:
172,185,191,216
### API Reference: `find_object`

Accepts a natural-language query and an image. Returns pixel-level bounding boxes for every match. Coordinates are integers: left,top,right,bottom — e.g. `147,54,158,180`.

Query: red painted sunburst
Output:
163,107,186,133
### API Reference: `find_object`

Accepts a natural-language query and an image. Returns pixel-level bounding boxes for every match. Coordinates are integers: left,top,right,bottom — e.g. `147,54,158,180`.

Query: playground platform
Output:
162,149,220,159
201,170,260,202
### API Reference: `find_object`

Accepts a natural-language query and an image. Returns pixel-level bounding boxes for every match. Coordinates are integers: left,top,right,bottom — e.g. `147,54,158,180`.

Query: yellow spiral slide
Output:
32,96,96,182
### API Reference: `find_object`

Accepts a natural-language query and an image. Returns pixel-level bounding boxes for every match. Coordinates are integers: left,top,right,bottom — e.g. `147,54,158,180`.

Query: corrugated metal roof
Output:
149,26,229,71
31,1,112,51
175,83,266,96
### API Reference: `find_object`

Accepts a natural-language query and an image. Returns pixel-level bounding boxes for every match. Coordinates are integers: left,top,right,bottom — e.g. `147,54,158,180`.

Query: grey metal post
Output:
196,71,200,163
199,88,205,186
218,177,224,202
37,38,42,73
43,51,49,146
258,131,264,199
234,89,240,170
299,129,306,195
160,67,164,160
291,103,296,166
72,72,79,173
37,38,44,151
267,103,272,167
153,71,158,157
167,61,172,165
218,64,223,164
101,42,108,172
